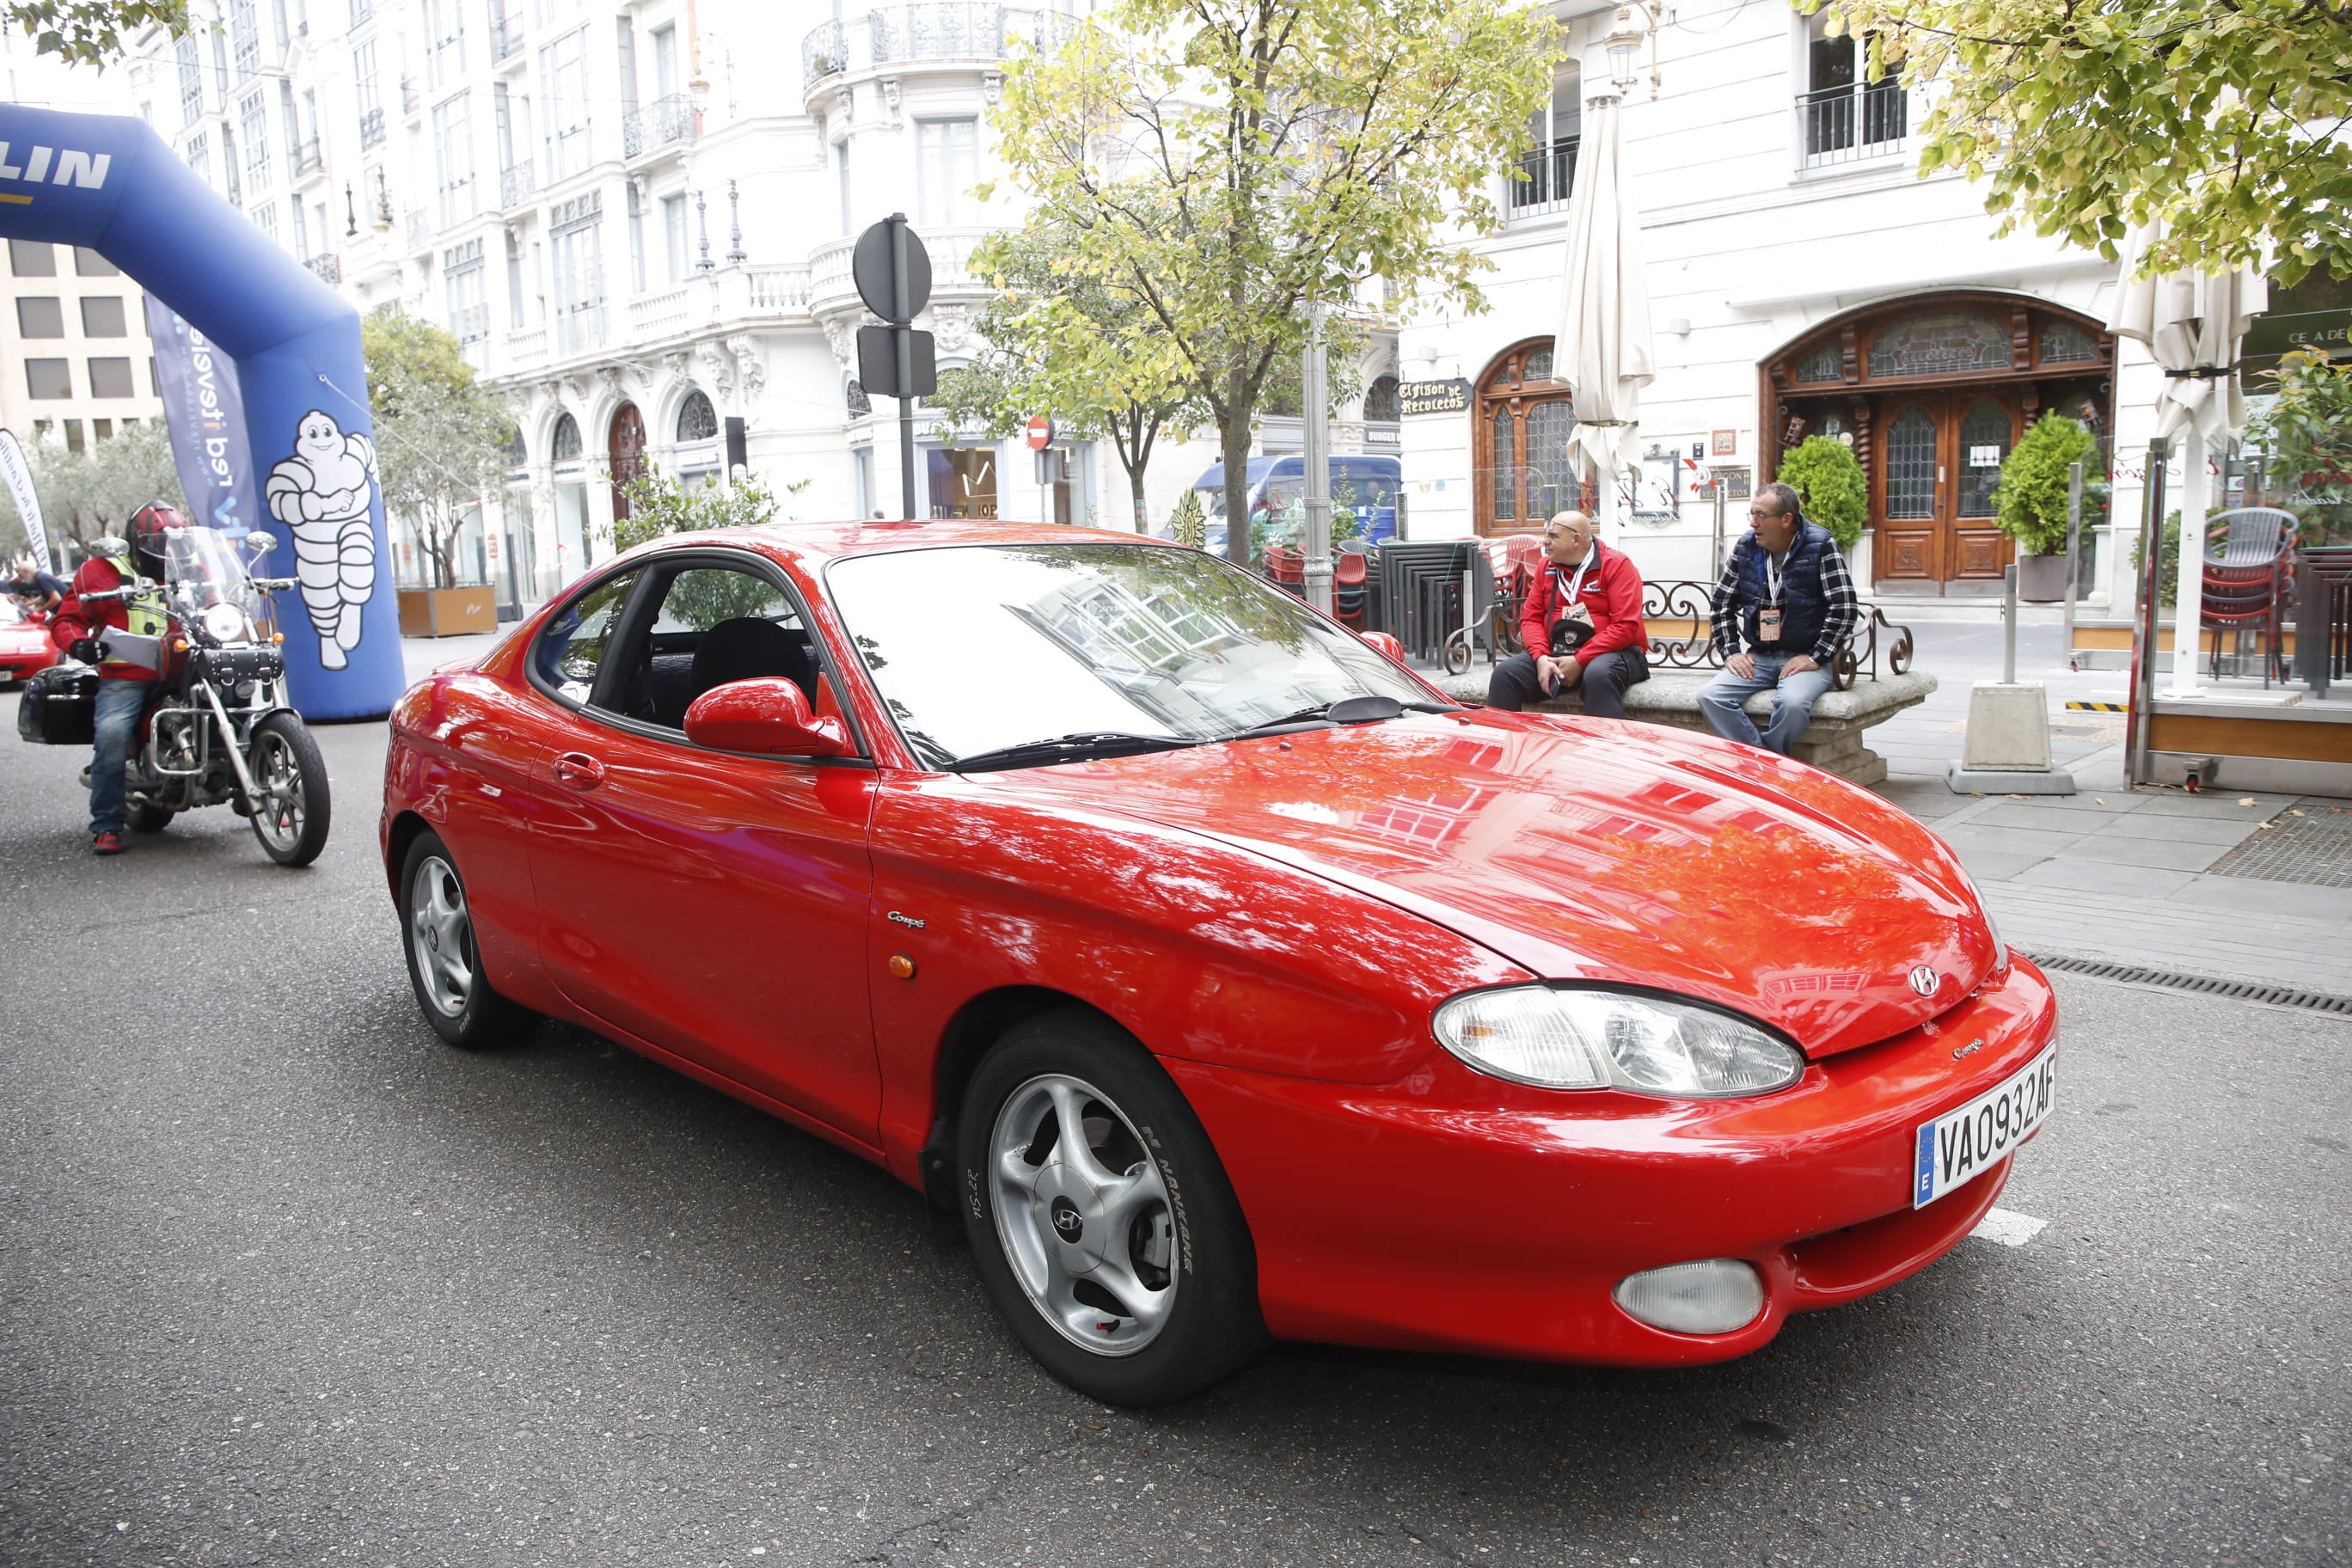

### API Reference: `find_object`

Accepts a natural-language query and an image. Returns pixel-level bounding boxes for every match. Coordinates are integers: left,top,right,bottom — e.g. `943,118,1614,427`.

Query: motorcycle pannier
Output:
16,664,99,746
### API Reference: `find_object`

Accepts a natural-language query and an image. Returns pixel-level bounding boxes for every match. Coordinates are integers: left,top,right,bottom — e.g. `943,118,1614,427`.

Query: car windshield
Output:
826,541,1433,769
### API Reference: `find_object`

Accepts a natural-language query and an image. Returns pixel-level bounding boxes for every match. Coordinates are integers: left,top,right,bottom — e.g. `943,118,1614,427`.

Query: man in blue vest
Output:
1696,481,1857,757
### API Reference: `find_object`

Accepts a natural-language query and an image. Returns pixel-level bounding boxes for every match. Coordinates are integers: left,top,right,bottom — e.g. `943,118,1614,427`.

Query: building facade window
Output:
426,0,466,87
89,357,136,398
916,118,977,227
434,91,475,225
836,138,852,236
445,237,489,357
240,93,271,189
1799,12,1905,169
627,181,646,293
230,0,261,80
184,132,209,187
551,411,582,461
1510,69,1578,219
550,193,604,354
81,297,126,336
25,359,71,399
1474,340,1576,535
650,23,677,99
177,33,205,125
355,41,384,148
676,389,717,442
16,297,63,336
661,192,687,283
9,240,53,275
540,28,592,181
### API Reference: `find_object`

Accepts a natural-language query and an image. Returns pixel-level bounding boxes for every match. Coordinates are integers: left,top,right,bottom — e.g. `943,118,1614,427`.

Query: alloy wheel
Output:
988,1073,1179,1357
407,854,475,1019
249,729,307,854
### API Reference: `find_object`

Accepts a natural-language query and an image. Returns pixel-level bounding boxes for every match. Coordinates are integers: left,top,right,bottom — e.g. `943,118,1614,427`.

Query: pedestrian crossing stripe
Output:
2066,701,2127,712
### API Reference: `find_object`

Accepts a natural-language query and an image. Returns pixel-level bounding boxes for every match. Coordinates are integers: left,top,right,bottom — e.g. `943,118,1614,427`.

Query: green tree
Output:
989,0,1558,567
615,468,812,625
1773,437,1867,551
361,307,516,589
1994,415,2100,555
0,420,188,554
1802,0,2352,285
8,1,184,67
929,213,1204,533
2249,347,2352,538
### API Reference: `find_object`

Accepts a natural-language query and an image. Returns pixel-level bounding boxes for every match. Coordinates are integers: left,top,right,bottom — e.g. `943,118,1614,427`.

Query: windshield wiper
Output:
948,732,1200,773
1217,694,1456,742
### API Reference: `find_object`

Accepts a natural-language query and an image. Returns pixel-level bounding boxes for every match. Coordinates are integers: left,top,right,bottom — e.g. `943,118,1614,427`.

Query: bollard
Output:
2061,461,2084,671
2004,562,2018,684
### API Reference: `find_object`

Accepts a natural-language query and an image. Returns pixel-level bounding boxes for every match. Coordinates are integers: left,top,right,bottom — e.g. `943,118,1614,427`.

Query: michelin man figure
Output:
266,409,378,671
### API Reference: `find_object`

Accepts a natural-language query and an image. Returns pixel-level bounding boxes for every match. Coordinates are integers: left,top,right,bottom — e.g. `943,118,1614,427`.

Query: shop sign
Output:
1968,444,2003,467
2242,309,2351,362
1397,377,1471,416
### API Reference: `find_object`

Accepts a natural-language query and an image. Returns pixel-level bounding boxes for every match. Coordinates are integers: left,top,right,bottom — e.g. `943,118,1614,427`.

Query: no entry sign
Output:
1026,415,1054,451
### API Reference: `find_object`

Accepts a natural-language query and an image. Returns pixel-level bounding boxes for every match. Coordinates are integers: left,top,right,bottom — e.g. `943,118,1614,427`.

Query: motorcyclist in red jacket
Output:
49,504,178,854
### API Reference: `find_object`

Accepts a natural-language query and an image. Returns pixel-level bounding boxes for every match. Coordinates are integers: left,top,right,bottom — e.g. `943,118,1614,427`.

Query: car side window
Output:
532,569,641,707
616,562,825,733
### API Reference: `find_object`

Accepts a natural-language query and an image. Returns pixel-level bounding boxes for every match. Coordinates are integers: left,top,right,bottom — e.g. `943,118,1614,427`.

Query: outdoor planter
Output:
2017,551,2071,602
397,586,499,637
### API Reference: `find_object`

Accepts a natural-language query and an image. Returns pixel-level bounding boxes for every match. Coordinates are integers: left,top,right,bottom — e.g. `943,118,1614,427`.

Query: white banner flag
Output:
0,428,49,570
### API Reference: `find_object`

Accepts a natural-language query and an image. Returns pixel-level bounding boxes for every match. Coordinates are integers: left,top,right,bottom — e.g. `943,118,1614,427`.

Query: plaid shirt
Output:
1707,524,1858,665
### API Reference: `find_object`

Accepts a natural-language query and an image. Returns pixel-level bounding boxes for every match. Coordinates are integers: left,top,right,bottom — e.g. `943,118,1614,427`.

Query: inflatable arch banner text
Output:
0,107,401,719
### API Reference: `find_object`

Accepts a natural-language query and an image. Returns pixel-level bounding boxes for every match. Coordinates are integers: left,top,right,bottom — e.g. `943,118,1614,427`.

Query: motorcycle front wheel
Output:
247,712,331,867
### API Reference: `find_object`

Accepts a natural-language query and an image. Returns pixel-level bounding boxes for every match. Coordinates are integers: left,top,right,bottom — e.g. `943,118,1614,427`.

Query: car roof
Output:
641,518,1189,566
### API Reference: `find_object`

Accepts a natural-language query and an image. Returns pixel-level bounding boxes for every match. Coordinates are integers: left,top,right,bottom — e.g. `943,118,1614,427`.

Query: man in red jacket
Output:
1486,510,1650,719
50,514,172,854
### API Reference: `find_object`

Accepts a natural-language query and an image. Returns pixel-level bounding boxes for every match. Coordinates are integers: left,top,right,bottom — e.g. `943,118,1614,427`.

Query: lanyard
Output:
1761,547,1786,607
1555,548,1596,609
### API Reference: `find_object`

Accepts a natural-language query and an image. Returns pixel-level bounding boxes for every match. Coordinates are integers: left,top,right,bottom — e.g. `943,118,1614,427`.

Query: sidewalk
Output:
1867,618,2352,994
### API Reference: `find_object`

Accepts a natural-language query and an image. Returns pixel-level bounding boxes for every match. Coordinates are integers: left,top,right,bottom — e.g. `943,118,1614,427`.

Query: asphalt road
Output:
1,703,2346,1568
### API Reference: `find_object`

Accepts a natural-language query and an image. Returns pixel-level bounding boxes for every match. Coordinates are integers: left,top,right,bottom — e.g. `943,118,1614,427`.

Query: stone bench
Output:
1430,665,1939,786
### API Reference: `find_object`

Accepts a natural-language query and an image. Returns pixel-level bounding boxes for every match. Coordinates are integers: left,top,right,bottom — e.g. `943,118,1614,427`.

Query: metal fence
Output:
1798,83,1907,169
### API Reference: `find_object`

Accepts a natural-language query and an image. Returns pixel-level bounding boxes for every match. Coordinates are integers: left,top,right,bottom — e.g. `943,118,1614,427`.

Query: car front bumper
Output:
1165,957,2058,1366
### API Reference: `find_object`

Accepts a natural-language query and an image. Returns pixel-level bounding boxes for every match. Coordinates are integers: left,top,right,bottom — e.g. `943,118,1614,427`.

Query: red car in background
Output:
381,523,2057,1406
0,596,58,684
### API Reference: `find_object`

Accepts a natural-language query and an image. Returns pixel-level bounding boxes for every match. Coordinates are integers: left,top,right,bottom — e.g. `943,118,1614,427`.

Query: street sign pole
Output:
892,217,917,520
1301,302,1332,614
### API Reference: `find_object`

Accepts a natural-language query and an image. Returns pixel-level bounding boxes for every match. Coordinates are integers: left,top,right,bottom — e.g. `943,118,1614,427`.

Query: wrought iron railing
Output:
358,107,384,150
493,16,524,61
1798,82,1907,169
291,137,322,177
622,95,697,158
499,159,536,207
869,3,1003,64
1508,138,1577,219
401,77,420,115
1486,575,1915,692
802,19,846,89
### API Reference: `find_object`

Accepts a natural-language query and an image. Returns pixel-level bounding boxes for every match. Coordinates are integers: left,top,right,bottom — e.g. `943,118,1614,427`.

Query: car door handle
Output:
553,752,605,790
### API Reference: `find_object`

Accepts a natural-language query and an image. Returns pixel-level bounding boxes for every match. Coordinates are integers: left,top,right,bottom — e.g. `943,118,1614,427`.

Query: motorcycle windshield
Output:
165,525,259,615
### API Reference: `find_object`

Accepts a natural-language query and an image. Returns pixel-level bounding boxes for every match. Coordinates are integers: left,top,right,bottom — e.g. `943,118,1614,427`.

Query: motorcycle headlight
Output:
200,603,250,643
1432,986,1804,1098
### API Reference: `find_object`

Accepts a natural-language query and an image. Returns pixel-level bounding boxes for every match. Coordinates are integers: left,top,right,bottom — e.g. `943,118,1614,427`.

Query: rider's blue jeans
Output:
89,677,147,836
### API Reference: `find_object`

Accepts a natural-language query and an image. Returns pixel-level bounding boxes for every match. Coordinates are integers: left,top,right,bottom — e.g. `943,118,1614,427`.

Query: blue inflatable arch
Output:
0,105,401,719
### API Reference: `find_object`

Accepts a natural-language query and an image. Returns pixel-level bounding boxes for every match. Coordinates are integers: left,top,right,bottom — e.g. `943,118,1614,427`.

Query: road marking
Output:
1970,1207,2048,1247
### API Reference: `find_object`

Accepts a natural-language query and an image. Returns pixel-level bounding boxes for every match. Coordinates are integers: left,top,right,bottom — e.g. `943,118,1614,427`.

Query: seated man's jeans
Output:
89,677,148,836
1697,652,1834,756
1487,649,1645,720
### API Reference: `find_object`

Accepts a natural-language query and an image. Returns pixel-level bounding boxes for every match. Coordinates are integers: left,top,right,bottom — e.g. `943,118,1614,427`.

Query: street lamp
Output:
1605,3,1661,100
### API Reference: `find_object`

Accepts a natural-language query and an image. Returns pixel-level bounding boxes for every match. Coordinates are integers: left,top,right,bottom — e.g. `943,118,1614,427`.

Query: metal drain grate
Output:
2204,798,2352,888
2024,951,2352,1015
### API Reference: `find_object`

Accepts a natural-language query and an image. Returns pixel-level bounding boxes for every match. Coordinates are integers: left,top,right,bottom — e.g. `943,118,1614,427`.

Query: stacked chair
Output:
2198,507,2300,686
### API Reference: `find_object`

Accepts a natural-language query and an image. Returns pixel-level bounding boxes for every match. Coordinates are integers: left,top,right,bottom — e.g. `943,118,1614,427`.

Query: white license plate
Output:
1912,1044,2056,1208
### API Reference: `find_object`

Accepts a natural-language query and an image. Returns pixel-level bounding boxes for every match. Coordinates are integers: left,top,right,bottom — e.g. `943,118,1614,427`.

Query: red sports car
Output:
0,596,57,684
381,524,2055,1405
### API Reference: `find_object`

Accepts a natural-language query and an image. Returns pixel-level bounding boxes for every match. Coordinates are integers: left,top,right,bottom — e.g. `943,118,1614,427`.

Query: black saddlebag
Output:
16,663,98,746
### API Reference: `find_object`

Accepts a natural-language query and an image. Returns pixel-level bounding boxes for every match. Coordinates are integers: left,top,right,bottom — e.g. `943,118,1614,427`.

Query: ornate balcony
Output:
801,4,1011,95
801,19,845,90
303,251,340,285
358,107,385,150
291,137,322,178
622,95,697,159
499,159,536,208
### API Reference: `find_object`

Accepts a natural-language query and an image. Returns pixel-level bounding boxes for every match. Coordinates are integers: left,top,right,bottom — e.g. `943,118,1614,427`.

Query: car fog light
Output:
1614,1259,1764,1335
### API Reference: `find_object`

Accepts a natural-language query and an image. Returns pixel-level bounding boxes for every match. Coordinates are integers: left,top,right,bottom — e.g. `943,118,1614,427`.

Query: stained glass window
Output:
1490,409,1516,518
676,389,718,442
1957,399,2009,517
1885,404,1936,519
1522,346,1553,383
1867,313,2009,377
2039,322,2099,365
1796,344,1841,383
1527,403,1574,517
552,412,582,461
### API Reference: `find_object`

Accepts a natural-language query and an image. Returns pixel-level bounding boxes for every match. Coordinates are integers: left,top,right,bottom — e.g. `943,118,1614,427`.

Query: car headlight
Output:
200,603,250,644
1432,986,1804,1098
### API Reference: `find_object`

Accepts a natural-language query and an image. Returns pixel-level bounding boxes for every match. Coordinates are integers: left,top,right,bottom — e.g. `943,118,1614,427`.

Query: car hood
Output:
975,713,1996,1057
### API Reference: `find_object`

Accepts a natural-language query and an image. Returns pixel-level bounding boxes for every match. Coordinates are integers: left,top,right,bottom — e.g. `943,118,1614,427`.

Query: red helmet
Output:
126,500,187,579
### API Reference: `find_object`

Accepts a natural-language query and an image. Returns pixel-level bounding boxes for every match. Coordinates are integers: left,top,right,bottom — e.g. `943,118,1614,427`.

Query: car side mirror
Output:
1358,630,1406,663
683,677,852,757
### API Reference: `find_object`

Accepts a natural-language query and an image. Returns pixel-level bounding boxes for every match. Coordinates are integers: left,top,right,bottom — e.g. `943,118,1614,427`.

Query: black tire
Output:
957,1009,1267,1406
398,830,533,1050
246,711,331,867
126,800,175,834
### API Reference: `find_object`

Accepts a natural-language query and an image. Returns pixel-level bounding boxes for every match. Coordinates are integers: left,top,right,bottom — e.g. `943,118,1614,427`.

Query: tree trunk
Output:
1130,464,1150,535
1220,407,1253,570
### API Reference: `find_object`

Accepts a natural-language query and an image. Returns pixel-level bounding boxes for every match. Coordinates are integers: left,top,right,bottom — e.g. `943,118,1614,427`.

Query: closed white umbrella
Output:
2105,224,2268,694
1559,92,1653,540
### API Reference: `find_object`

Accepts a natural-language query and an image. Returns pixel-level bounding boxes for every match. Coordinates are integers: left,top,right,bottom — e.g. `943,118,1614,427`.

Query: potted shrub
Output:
1773,436,1867,552
1995,414,2099,600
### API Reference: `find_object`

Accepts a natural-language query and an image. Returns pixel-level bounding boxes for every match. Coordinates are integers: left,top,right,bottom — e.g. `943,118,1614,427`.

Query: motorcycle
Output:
15,527,332,867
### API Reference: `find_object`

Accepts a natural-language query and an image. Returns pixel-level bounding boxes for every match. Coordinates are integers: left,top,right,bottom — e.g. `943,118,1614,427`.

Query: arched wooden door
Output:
1475,340,1577,535
609,402,647,523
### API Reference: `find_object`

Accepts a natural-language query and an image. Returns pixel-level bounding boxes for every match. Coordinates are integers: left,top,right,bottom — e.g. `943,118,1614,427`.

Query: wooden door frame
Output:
1473,337,1574,536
